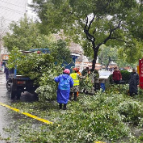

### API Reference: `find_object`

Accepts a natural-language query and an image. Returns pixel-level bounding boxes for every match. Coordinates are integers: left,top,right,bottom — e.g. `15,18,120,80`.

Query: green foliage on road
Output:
4,86,143,143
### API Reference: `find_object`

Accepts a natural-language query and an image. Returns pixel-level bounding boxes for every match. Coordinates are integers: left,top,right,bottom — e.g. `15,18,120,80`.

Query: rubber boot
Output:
59,104,62,109
63,104,67,110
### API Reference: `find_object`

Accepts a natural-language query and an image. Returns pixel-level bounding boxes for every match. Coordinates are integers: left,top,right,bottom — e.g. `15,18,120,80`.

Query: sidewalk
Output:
0,72,6,85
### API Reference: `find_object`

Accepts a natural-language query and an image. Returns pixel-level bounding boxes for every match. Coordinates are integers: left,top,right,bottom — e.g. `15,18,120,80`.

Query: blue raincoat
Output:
54,74,74,104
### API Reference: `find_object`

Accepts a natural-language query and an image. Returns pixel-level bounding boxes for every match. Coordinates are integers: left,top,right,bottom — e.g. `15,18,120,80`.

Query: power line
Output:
0,0,25,8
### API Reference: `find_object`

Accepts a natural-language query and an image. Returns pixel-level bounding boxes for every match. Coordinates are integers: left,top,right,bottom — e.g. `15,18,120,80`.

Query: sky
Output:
0,0,36,54
27,0,38,20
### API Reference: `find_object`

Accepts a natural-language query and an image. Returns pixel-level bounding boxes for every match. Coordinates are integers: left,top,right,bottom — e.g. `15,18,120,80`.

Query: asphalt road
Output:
0,72,38,142
0,72,12,141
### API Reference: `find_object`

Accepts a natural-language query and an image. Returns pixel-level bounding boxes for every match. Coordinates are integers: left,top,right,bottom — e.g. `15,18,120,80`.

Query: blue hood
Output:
62,74,70,79
54,73,73,91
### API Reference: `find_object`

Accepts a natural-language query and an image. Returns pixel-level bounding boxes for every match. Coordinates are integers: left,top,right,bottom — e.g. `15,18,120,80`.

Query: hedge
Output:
109,70,131,84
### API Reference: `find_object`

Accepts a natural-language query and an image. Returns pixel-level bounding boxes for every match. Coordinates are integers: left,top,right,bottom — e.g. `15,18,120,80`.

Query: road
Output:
0,72,12,138
0,72,38,142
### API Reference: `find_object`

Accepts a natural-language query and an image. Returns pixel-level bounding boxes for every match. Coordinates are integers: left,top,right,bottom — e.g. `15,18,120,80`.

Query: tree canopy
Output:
3,16,49,51
32,0,143,69
98,45,118,69
3,15,72,65
50,39,72,64
98,45,138,68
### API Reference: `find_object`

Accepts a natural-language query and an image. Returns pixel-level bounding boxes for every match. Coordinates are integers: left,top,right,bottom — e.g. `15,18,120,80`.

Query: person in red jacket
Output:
112,67,122,84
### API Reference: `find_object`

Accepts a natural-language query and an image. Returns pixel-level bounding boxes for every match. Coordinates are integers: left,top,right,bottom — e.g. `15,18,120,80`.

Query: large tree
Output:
3,16,49,51
32,0,142,70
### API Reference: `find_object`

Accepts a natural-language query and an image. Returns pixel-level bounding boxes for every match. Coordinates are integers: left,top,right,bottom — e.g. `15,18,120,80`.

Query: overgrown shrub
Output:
109,70,130,84
120,70,131,83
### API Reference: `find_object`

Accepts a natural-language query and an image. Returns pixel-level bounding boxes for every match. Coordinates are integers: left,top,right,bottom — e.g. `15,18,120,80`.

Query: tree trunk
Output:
106,56,111,70
91,46,99,71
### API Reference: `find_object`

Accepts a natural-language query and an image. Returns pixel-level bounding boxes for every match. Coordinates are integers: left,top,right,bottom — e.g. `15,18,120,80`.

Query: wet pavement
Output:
0,72,12,141
0,72,38,142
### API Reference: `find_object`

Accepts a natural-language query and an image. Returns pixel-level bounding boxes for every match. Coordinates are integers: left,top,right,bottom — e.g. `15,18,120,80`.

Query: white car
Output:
99,70,112,79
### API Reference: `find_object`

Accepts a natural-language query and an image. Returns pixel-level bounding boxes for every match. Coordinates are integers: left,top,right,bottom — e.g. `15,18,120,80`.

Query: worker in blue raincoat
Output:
54,69,74,110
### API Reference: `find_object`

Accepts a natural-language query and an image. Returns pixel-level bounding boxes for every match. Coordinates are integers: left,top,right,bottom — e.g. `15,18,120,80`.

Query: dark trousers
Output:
70,92,77,101
114,80,120,84
59,103,67,110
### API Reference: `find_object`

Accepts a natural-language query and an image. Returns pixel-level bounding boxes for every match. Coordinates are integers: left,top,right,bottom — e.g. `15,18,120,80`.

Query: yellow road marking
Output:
0,102,105,142
94,141,106,143
0,102,53,125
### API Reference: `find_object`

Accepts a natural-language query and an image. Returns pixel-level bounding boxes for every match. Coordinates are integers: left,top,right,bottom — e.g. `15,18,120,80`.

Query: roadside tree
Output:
32,0,142,70
3,16,49,51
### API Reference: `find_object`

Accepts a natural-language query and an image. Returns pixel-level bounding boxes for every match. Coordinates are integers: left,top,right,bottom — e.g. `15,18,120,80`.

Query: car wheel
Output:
6,81,11,92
